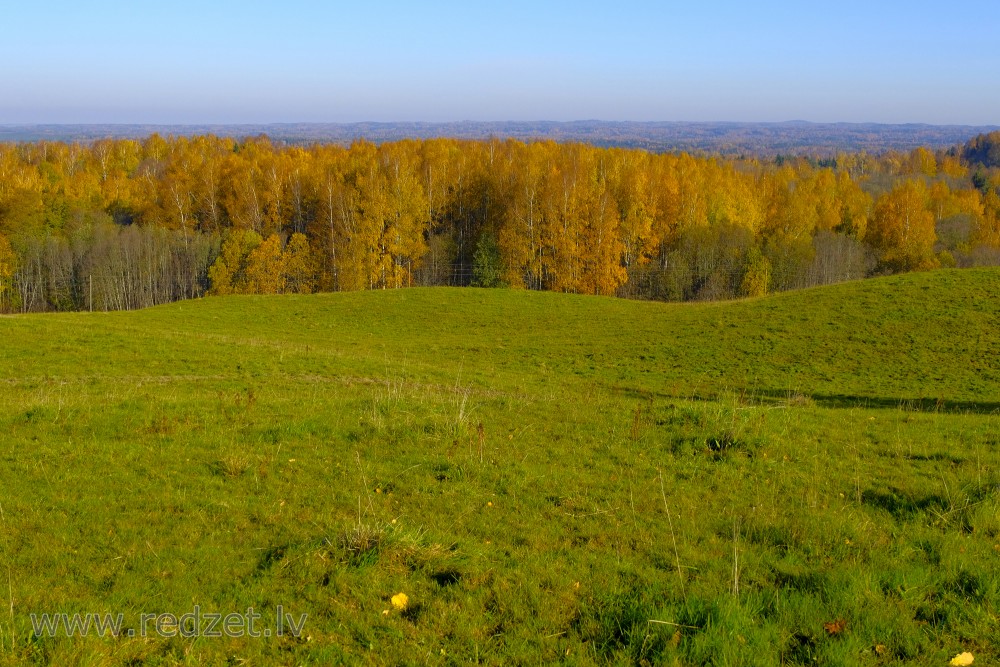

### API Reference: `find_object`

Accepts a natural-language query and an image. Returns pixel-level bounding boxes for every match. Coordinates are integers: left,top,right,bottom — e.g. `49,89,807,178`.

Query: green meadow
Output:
1,269,999,665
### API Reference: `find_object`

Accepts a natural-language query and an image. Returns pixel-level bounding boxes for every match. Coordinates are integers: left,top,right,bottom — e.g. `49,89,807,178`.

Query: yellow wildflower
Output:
391,592,409,611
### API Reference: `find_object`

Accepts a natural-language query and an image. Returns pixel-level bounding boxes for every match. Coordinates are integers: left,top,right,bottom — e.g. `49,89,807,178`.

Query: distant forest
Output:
3,121,999,156
1,131,999,312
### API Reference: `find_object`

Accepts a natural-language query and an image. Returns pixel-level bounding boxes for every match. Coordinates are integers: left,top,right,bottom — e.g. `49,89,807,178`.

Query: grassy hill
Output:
1,269,999,665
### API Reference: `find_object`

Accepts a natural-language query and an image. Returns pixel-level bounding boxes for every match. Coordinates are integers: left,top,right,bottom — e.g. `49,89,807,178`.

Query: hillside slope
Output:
4,268,999,408
1,269,998,666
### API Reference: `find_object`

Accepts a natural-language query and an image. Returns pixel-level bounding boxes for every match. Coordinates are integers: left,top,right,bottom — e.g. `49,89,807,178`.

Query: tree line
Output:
1,134,998,312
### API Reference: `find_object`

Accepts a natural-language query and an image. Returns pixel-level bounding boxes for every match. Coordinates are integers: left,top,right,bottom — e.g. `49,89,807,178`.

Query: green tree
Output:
741,246,771,297
962,131,1000,168
471,234,506,287
208,230,263,295
0,233,17,312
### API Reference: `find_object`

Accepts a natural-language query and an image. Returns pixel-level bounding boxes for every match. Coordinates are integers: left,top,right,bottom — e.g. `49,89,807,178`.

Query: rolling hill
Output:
1,270,998,665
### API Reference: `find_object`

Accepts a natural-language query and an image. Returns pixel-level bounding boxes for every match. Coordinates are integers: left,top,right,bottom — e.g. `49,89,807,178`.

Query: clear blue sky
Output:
2,0,998,125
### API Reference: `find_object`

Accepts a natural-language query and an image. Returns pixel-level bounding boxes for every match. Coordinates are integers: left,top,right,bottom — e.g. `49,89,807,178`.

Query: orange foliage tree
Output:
6,133,998,311
868,180,938,271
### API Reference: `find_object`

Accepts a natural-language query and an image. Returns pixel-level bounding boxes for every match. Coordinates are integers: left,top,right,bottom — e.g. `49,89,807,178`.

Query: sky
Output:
1,0,998,125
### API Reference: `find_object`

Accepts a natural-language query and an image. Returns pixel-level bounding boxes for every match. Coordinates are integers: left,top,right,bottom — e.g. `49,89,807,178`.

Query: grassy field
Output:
1,268,999,665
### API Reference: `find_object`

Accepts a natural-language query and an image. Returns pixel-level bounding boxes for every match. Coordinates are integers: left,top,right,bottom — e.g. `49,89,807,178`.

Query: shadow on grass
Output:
759,390,1000,415
859,487,950,520
614,384,1000,415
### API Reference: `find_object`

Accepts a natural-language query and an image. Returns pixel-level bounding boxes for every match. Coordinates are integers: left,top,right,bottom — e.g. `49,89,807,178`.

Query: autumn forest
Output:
1,132,999,312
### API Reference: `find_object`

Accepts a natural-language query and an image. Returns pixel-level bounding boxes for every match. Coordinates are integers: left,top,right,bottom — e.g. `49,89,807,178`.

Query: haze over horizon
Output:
3,0,998,127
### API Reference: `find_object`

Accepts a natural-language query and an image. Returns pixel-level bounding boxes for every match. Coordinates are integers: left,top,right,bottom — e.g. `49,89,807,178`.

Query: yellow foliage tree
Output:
904,147,937,177
499,141,550,289
538,150,582,292
939,154,968,180
835,171,871,239
972,191,1000,248
334,142,429,290
283,232,317,294
868,180,938,271
242,234,286,294
608,149,657,269
578,159,628,295
379,143,430,288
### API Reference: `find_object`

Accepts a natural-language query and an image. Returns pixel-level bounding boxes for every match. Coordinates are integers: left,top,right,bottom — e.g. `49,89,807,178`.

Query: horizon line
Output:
2,119,999,128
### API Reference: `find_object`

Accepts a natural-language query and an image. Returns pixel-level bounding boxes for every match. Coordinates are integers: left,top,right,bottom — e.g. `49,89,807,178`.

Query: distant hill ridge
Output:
2,120,998,155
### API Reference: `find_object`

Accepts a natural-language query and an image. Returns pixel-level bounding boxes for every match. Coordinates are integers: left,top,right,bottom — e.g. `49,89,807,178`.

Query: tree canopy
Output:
0,135,997,312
